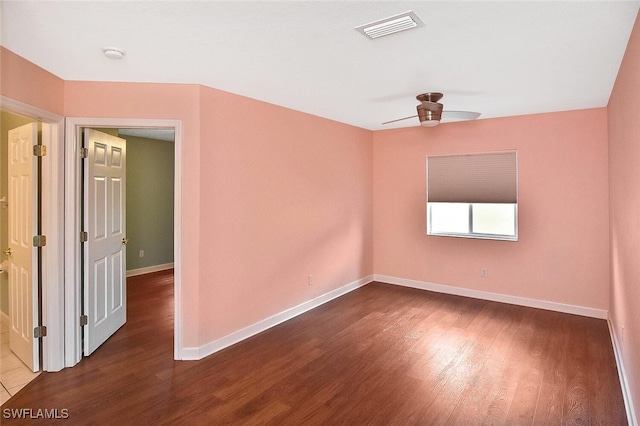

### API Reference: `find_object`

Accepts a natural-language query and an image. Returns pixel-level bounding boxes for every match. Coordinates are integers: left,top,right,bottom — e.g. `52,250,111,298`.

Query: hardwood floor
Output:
1,271,628,425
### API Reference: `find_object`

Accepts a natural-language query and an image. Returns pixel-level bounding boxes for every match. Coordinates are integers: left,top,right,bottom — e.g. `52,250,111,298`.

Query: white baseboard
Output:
0,310,8,327
608,316,638,426
181,273,610,361
126,262,174,277
180,275,374,360
373,274,608,319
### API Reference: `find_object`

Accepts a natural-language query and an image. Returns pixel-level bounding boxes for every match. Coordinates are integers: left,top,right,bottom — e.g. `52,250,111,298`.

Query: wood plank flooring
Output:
1,271,628,425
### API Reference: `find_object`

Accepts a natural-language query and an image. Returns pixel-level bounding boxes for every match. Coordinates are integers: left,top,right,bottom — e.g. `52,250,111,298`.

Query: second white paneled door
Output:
83,129,127,355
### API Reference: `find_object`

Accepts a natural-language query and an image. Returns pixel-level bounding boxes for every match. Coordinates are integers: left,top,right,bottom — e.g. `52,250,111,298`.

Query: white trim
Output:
373,274,608,319
127,263,174,277
0,311,8,327
172,122,183,362
40,121,65,372
1,96,65,372
64,118,183,365
0,97,62,123
608,316,638,426
181,275,374,360
64,119,83,367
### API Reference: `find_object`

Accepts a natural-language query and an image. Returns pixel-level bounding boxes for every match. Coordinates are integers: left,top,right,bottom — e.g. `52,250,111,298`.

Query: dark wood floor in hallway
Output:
1,271,628,425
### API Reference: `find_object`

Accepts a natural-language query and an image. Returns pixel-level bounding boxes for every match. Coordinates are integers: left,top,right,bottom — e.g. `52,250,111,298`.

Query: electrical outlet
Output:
139,250,144,258
481,267,488,277
308,275,313,286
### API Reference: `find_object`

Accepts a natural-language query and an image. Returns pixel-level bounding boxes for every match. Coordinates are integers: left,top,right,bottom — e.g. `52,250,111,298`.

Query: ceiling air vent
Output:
355,11,424,40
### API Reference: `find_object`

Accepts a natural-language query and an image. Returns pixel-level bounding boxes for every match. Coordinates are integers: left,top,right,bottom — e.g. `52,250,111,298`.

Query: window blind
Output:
427,151,517,204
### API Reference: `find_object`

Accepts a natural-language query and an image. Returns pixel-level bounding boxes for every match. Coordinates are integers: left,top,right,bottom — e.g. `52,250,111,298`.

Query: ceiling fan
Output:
382,92,481,127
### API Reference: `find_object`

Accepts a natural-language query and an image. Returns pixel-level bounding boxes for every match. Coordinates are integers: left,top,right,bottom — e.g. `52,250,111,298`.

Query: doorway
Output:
0,97,64,400
64,118,183,367
81,127,175,356
0,113,41,402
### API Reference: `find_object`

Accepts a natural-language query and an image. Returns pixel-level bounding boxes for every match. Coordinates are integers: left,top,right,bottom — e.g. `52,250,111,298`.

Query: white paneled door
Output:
7,123,39,372
83,129,127,355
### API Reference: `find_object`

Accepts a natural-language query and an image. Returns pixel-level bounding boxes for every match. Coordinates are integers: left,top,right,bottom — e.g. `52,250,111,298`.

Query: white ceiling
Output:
118,128,175,142
1,1,638,131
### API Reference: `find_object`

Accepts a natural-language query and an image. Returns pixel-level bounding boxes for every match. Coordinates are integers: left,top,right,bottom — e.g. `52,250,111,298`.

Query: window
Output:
427,151,518,241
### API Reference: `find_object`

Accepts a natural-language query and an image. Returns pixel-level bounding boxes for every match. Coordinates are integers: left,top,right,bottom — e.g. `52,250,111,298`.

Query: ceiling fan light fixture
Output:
417,104,442,127
421,120,440,127
355,11,424,40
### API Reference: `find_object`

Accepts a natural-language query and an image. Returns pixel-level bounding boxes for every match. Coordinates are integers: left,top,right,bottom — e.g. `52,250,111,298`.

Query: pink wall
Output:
608,11,640,421
64,81,374,347
373,109,610,309
197,86,373,343
0,47,64,115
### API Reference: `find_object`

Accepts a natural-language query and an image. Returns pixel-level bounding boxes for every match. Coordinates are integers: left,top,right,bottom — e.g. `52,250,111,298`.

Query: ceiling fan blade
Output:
382,114,418,125
441,110,481,121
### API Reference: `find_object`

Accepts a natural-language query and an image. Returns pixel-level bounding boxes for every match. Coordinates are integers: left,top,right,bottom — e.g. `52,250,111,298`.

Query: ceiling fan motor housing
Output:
416,102,443,122
416,92,444,124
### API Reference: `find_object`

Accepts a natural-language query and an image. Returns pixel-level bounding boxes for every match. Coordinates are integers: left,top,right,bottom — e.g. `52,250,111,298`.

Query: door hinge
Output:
33,235,47,247
34,325,47,339
33,145,47,157
80,231,88,243
80,315,88,327
80,147,88,158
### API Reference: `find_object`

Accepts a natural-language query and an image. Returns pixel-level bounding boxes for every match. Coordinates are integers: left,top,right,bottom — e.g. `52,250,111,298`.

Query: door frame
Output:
0,96,65,372
65,117,183,366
